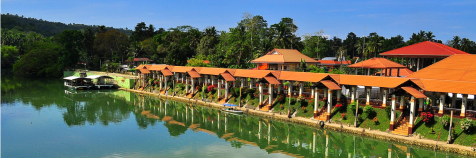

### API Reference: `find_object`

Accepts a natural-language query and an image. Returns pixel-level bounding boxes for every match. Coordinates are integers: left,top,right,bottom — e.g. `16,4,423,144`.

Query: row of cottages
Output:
133,54,476,136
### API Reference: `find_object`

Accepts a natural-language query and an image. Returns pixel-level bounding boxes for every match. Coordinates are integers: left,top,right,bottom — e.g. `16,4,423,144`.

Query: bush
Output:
348,102,357,115
461,118,473,132
360,105,374,119
420,112,434,124
440,115,451,128
385,106,391,118
245,88,255,95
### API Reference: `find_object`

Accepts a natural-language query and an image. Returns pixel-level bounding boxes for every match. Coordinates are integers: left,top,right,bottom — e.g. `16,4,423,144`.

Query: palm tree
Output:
425,31,435,42
460,38,472,52
450,36,461,49
366,34,384,57
354,38,367,58
270,22,292,49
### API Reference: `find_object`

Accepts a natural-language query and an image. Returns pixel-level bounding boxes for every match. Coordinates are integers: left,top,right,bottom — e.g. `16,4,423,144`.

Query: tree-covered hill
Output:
1,13,132,37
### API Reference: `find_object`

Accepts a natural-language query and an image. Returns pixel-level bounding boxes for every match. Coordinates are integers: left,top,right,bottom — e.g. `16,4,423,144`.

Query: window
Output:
284,66,288,70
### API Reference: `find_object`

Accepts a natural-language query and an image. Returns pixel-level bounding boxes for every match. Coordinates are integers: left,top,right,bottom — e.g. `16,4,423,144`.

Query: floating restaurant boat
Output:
63,76,94,90
63,75,115,90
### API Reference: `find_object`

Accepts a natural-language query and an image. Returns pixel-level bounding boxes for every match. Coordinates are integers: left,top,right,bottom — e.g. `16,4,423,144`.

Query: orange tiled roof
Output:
161,69,174,76
220,73,235,81
419,79,476,95
338,74,410,88
198,67,229,75
139,69,150,74
375,68,414,77
171,66,202,73
149,65,169,71
251,49,319,63
401,87,427,98
407,54,476,82
279,71,329,82
233,69,274,79
264,76,281,84
321,80,341,90
380,41,469,58
187,70,201,78
348,58,407,69
318,60,352,65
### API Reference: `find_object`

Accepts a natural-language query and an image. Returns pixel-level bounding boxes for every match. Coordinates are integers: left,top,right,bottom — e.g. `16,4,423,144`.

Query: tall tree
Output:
94,29,130,63
58,30,84,69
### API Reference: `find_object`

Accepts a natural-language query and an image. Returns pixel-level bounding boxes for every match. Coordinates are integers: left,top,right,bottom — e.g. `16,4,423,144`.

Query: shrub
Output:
440,115,451,128
341,113,347,120
385,106,391,118
461,118,473,132
290,98,297,105
245,88,255,95
420,112,434,124
207,85,216,93
373,117,379,125
348,102,357,114
361,105,374,119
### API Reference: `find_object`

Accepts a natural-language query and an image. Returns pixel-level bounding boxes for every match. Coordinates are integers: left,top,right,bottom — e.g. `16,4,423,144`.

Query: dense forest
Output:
2,13,476,77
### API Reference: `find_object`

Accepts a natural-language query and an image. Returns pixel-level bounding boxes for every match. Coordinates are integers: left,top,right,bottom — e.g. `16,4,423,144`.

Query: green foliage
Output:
299,59,308,72
1,45,20,68
13,40,63,77
360,105,374,119
461,118,473,133
186,58,211,67
440,115,451,128
384,106,391,119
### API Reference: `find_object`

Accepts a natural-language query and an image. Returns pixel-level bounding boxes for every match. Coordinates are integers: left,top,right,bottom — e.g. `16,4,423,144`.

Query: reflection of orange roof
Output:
251,49,319,63
348,58,407,69
380,41,469,58
401,87,426,98
187,70,201,78
320,80,341,90
219,73,235,81
375,68,414,77
407,55,476,82
279,71,329,82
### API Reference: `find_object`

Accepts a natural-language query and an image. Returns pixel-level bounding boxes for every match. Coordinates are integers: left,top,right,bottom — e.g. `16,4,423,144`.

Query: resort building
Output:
380,41,469,71
133,54,476,136
317,57,352,69
251,49,319,71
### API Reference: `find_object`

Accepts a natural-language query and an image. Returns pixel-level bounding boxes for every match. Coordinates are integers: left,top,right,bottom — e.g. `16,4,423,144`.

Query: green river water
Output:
1,72,469,158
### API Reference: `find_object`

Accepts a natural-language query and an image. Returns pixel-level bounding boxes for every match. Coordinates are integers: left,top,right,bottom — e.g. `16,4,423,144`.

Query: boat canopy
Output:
85,75,113,79
63,76,91,80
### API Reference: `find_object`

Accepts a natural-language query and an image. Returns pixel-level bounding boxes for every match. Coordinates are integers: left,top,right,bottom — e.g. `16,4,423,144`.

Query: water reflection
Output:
125,94,465,158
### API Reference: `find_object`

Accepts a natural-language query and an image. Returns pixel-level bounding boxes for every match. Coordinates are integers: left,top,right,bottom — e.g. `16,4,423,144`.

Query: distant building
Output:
317,57,352,68
251,49,319,71
124,58,153,67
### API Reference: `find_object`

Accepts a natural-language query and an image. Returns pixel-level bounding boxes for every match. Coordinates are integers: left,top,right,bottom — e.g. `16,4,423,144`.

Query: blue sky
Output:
2,0,475,42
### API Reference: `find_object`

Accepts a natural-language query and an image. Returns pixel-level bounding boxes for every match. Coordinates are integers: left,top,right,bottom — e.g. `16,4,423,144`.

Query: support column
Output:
451,93,457,108
225,81,229,99
299,82,304,97
159,75,163,90
337,89,341,102
217,80,221,100
409,96,415,135
417,58,420,71
240,78,244,88
278,81,283,94
439,93,445,114
191,78,195,93
419,98,424,111
382,88,388,107
259,83,263,106
249,78,253,88
390,94,396,131
366,86,371,105
288,81,293,96
268,84,273,105
323,88,328,100
185,77,189,93
165,77,168,96
211,76,215,86
400,96,405,109
351,86,356,103
314,87,320,117
432,92,437,107
461,94,468,117
327,90,333,114
311,85,314,98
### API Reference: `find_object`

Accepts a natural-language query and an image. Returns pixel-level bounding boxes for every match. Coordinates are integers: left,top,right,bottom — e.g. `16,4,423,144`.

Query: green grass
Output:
331,105,401,132
414,115,476,146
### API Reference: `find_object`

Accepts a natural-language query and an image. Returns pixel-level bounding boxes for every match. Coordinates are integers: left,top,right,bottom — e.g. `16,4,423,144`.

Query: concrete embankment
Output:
119,87,476,157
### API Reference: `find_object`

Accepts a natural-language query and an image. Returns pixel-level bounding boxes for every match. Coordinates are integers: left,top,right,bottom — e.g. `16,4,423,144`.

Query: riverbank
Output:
119,87,476,156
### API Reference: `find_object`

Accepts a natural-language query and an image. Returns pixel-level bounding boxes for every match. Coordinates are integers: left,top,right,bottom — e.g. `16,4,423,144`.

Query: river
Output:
1,72,468,158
